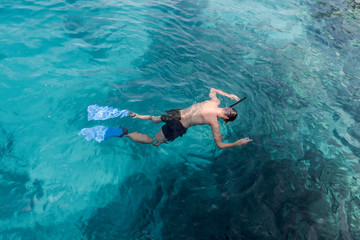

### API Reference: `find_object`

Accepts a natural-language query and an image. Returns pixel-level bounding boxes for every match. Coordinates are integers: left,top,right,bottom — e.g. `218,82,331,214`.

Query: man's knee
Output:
151,116,162,123
153,140,167,146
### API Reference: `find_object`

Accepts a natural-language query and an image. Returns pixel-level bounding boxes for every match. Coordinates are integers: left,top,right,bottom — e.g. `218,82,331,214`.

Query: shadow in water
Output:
83,140,360,239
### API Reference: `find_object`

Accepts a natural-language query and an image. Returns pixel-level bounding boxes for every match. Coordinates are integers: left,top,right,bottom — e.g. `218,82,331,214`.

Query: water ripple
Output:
1,0,360,239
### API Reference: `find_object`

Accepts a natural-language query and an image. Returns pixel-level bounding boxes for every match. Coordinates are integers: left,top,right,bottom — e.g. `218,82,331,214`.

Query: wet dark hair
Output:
224,107,237,123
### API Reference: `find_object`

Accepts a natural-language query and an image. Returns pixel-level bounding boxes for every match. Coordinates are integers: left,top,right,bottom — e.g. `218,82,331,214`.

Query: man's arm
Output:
210,122,252,149
209,88,240,102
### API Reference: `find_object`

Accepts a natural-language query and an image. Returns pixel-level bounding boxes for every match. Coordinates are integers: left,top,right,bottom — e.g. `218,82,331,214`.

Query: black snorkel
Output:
224,96,247,124
229,96,247,108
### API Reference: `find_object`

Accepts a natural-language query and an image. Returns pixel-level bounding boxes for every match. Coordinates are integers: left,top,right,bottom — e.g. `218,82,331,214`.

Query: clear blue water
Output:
1,0,360,239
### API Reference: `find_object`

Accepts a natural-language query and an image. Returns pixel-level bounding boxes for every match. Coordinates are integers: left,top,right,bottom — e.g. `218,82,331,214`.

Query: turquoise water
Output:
1,0,360,239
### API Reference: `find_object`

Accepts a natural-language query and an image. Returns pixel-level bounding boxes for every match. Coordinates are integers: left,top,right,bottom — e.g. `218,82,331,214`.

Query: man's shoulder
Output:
202,110,219,125
200,99,220,107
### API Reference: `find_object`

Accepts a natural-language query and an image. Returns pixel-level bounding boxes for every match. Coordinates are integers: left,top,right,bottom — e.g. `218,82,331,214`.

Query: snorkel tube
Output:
229,96,246,108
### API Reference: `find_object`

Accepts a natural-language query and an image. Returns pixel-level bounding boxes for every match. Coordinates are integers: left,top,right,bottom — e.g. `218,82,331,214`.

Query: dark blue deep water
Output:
1,0,360,239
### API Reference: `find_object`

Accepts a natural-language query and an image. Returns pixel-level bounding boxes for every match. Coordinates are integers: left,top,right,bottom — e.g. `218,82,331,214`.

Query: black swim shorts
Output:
160,109,187,142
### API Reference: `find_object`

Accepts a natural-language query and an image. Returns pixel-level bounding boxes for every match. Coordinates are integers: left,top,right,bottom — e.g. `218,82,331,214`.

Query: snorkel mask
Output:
224,96,247,124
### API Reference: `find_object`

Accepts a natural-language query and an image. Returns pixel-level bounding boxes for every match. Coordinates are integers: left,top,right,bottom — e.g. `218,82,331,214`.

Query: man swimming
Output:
124,88,252,149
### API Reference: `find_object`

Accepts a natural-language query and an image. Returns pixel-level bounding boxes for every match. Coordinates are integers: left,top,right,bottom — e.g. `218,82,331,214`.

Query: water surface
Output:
0,0,360,239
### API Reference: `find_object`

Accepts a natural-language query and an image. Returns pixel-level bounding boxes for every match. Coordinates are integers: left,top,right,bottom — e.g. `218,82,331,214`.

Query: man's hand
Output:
235,137,253,146
228,94,240,101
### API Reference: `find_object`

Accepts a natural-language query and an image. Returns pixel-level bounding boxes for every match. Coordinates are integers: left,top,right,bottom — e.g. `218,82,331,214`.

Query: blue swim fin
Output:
79,126,128,142
87,105,130,121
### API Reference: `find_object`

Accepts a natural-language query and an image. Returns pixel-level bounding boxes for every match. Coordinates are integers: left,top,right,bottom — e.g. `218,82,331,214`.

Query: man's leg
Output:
153,128,167,146
124,128,166,146
124,132,155,144
133,114,162,123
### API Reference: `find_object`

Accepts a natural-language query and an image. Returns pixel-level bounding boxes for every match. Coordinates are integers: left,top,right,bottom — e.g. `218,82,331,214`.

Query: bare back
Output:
179,100,219,128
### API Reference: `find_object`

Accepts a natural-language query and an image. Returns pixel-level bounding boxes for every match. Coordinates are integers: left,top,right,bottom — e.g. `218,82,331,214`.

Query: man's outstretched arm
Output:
210,122,252,149
209,88,240,102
